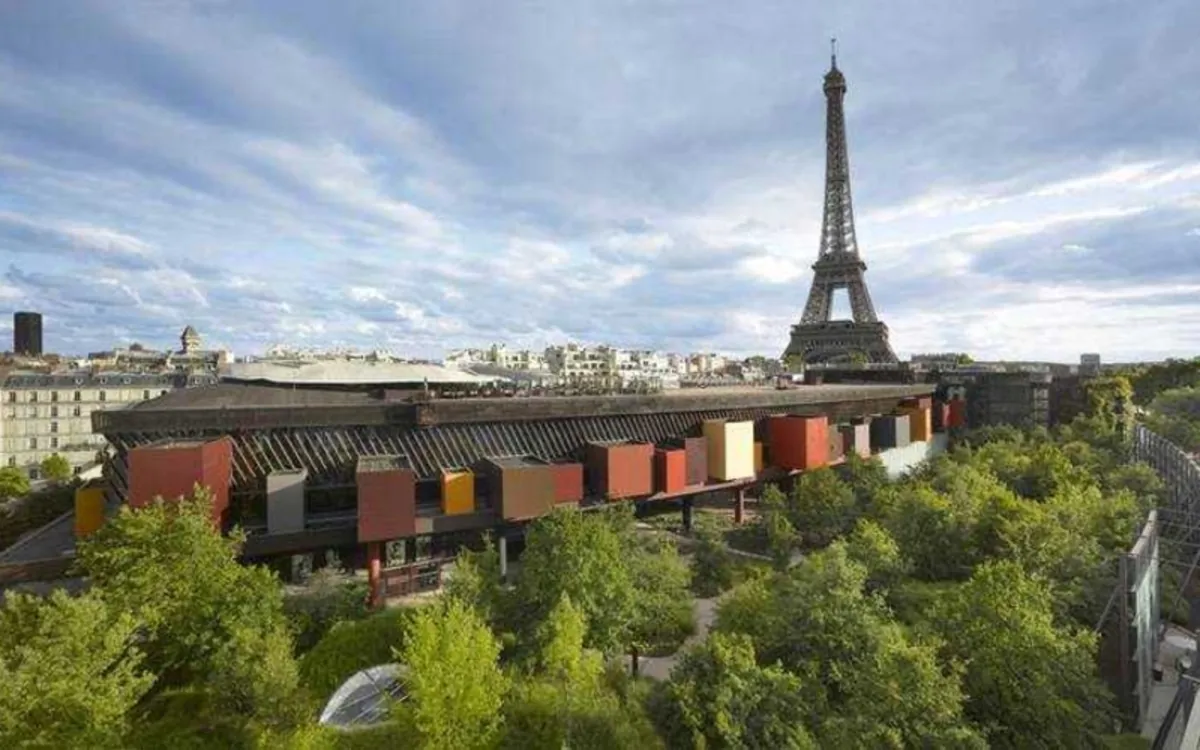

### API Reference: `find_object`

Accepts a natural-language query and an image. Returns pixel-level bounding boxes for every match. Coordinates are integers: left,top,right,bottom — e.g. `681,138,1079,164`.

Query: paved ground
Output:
1141,626,1197,741
628,597,719,681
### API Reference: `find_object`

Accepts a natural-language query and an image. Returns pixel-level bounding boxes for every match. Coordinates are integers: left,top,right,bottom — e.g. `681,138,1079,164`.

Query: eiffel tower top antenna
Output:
831,37,837,69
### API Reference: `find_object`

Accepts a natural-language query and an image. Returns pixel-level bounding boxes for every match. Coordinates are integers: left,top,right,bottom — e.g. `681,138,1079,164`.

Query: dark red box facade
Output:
654,448,688,495
586,442,654,500
550,462,583,504
356,464,417,542
767,415,829,470
826,425,845,462
484,457,557,520
665,436,708,487
932,401,951,432
128,438,233,525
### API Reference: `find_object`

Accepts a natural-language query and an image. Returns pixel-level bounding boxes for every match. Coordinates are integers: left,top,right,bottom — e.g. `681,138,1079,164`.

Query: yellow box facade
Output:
74,485,106,538
897,406,933,443
441,469,475,515
703,420,755,481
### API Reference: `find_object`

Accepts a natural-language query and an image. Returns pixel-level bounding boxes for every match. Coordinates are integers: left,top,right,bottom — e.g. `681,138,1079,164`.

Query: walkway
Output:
628,596,719,681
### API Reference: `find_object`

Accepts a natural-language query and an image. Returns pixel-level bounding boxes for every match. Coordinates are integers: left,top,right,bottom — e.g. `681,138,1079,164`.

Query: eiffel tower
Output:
783,42,898,366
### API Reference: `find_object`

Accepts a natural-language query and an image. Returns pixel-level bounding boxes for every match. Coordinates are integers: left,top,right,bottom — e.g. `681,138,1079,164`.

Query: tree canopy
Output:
39,453,72,484
0,465,30,500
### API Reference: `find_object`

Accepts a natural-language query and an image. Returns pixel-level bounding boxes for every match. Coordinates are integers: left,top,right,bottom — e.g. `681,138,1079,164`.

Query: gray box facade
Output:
267,468,307,535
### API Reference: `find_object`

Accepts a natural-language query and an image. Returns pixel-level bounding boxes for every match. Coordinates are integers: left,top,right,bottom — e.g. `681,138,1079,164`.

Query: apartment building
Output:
1,371,216,479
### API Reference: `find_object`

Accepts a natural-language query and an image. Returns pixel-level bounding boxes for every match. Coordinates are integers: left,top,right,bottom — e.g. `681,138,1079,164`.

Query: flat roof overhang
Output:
95,383,935,434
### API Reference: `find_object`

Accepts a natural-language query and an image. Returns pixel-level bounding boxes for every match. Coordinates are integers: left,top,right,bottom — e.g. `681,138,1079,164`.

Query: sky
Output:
1,0,1199,363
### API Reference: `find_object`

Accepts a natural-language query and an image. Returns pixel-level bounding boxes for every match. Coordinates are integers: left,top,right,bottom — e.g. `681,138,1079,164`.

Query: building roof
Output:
224,360,499,387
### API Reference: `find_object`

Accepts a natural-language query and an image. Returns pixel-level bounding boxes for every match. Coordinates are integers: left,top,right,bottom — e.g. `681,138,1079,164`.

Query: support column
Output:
366,542,382,610
734,488,746,525
682,498,694,533
499,534,509,583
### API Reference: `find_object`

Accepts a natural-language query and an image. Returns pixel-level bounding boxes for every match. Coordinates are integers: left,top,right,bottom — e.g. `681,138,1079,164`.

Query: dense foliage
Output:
0,465,31,500
38,453,72,484
1,408,1168,748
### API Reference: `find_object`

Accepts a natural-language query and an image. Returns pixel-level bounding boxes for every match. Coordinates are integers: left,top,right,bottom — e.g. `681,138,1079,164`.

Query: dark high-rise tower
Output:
13,311,43,357
783,43,897,365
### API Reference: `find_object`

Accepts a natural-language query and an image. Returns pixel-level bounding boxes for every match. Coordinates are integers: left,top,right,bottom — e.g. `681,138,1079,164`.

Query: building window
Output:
7,392,15,403
51,391,59,402
73,391,81,402
50,406,58,418
73,406,82,417
28,468,39,481
99,391,106,403
50,422,58,434
28,437,37,450
160,390,168,396
50,437,59,449
143,390,151,400
29,392,37,403
6,456,14,468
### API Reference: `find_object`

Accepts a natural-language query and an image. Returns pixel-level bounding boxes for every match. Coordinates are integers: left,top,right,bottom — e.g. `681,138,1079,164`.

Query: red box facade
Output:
550,462,584,505
128,438,233,525
356,458,417,543
948,399,967,429
932,401,951,432
654,448,688,494
664,436,708,487
586,442,654,500
767,415,829,470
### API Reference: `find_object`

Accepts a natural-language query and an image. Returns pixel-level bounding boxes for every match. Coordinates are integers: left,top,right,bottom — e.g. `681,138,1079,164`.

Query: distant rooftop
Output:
223,360,500,387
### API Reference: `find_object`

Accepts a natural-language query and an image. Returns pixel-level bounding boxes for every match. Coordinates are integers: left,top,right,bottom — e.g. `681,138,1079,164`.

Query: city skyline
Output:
1,1,1199,361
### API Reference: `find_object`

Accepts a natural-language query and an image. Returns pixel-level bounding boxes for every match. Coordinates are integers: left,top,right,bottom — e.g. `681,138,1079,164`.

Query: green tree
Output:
690,528,737,597
39,452,72,484
931,560,1115,748
760,484,799,569
513,509,638,654
785,467,856,548
650,632,818,749
75,489,303,729
398,601,507,750
628,535,695,654
820,625,985,749
835,451,889,510
443,538,506,630
843,519,911,592
0,465,30,500
0,591,153,750
298,608,413,699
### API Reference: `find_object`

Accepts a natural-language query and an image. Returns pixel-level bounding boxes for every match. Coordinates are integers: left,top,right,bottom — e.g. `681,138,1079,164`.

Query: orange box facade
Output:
947,399,968,429
128,438,233,525
586,442,654,500
898,406,933,443
767,415,829,471
356,457,417,543
655,449,688,494
551,462,584,504
902,396,934,411
754,442,764,473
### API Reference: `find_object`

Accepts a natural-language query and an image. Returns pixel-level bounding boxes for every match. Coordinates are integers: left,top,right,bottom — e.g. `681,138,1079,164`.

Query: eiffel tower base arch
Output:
783,321,897,366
